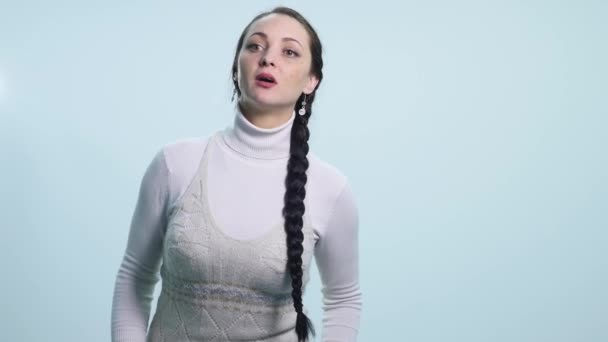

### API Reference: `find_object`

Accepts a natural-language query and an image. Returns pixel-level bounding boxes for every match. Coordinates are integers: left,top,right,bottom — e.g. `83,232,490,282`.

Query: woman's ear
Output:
303,74,319,95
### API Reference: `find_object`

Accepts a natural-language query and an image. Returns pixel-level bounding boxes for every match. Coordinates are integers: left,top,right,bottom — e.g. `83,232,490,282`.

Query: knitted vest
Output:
146,132,317,342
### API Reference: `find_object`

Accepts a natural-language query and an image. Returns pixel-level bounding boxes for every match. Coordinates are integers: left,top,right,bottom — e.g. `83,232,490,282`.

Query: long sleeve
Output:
314,180,363,342
111,148,169,342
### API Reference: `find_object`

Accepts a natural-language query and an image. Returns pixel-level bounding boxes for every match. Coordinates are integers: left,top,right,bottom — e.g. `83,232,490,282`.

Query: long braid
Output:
229,6,324,341
282,93,315,341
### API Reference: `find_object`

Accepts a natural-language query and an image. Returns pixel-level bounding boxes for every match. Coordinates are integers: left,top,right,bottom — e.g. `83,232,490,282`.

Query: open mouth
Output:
256,73,277,84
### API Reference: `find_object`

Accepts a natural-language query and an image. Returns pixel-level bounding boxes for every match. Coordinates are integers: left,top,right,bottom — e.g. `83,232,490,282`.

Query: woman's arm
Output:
111,149,169,342
314,180,363,342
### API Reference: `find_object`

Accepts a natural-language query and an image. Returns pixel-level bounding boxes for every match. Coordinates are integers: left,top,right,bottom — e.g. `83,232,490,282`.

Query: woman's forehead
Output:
246,14,309,44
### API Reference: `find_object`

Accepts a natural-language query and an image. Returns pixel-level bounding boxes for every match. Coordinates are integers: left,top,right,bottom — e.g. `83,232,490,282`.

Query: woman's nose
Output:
260,51,276,67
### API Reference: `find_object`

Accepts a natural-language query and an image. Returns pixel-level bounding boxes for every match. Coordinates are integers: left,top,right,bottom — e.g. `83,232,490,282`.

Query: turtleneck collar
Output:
221,104,295,160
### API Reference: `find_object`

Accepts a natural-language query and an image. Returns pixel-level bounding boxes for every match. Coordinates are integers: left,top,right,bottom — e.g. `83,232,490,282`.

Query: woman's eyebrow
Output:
249,32,302,48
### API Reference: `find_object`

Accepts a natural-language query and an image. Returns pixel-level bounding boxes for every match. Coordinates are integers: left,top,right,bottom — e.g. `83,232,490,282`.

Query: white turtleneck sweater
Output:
111,106,362,341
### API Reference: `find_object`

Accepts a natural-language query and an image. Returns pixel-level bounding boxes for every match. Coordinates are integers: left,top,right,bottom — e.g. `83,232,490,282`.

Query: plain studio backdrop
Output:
0,1,606,341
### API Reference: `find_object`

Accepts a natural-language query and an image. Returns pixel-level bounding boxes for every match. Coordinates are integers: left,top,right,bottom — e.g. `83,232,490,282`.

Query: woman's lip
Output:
255,79,277,88
256,72,277,83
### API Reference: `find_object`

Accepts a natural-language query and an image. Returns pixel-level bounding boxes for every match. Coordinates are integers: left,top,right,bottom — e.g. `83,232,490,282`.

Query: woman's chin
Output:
242,96,284,111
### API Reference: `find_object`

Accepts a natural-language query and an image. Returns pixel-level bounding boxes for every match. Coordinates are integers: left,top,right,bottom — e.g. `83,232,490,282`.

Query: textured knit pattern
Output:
146,132,317,342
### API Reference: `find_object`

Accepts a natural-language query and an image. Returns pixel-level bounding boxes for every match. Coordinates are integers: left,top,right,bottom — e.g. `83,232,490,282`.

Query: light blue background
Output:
1,1,606,341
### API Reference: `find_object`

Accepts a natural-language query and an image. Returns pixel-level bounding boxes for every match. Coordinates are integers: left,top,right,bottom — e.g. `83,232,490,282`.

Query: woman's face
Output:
236,13,319,113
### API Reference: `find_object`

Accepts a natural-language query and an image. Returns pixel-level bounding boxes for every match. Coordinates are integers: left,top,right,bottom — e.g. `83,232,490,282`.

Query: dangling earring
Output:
298,94,307,116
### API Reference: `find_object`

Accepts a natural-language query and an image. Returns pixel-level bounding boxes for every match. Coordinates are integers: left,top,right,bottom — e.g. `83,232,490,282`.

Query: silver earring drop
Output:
298,95,307,116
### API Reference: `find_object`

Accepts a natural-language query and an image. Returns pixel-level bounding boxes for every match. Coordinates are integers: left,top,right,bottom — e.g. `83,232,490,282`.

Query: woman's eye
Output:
285,49,299,57
247,43,262,51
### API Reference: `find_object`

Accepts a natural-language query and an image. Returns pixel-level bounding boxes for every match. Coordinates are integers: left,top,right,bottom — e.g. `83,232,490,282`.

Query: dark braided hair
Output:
229,6,324,342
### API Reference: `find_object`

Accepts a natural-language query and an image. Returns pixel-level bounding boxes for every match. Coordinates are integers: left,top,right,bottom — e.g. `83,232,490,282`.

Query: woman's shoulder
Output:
159,134,216,173
307,151,350,197
308,151,348,179
152,133,218,212
306,151,358,239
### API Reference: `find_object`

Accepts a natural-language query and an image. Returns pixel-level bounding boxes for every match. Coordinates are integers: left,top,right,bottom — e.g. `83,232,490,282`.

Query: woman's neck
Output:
238,100,294,129
220,101,295,160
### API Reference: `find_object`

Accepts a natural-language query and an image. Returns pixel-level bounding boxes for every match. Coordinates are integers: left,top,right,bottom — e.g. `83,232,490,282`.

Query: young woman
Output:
111,6,362,342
